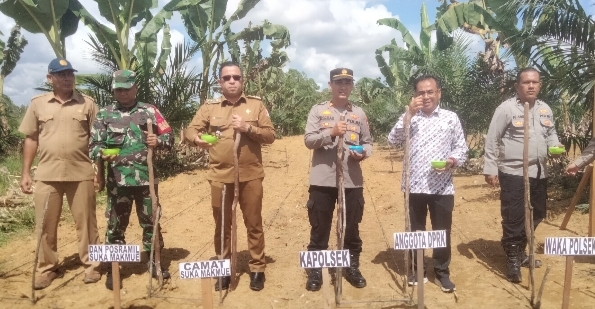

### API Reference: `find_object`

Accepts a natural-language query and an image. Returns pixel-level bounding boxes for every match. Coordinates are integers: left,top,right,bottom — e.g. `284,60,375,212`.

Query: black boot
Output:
344,253,366,288
215,276,230,291
104,264,122,290
504,244,522,283
520,240,542,268
306,268,322,291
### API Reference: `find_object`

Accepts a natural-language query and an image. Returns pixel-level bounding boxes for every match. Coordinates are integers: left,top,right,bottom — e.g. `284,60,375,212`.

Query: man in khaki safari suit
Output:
19,58,102,290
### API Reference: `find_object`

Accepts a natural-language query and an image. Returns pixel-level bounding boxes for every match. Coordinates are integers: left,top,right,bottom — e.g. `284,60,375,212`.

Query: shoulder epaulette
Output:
246,95,261,100
31,92,51,100
205,98,220,104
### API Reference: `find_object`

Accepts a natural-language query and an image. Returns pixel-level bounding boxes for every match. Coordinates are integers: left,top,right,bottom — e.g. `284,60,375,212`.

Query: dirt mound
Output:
0,135,593,308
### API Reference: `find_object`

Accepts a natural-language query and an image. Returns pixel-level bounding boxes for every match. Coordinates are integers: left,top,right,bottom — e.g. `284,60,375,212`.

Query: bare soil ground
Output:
1,135,594,309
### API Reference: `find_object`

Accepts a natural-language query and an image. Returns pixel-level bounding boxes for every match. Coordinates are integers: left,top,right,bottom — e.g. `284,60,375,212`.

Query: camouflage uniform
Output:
89,100,174,251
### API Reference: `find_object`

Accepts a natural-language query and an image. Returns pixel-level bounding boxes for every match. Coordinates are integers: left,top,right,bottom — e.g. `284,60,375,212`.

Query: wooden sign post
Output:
393,230,448,309
89,244,141,309
544,237,595,309
299,250,351,307
178,259,231,309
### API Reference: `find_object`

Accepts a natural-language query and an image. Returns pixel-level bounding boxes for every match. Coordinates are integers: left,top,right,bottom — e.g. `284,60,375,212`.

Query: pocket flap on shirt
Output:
39,114,54,122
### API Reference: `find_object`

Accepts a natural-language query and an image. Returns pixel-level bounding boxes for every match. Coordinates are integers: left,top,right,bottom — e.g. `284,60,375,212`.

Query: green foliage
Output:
0,0,80,57
262,69,323,136
0,207,35,246
177,0,262,103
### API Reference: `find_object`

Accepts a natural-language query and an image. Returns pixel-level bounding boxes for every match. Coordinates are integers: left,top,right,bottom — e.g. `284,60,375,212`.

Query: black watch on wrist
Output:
247,125,253,134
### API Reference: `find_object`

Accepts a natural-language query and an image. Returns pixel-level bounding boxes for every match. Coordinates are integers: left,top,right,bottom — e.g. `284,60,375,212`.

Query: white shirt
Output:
388,106,468,195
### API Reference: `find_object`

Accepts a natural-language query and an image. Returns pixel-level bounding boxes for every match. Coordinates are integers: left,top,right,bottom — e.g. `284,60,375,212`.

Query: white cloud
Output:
225,0,400,87
3,0,403,105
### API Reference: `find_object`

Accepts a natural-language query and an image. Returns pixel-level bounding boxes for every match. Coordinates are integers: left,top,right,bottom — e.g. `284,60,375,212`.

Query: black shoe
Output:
407,271,428,286
344,267,367,288
504,244,522,283
520,251,543,268
105,272,122,290
434,275,456,293
215,276,230,291
249,272,265,291
306,268,322,291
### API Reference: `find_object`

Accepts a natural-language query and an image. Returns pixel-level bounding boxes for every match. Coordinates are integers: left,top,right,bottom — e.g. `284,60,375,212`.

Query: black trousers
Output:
409,193,454,276
306,185,364,254
498,171,547,246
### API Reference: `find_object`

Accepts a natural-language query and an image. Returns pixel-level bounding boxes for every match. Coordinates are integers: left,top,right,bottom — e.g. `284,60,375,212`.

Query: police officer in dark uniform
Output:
303,68,373,291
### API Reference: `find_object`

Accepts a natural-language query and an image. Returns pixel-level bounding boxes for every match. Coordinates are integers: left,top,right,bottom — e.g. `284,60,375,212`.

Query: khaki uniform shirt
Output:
185,94,275,183
18,92,98,181
483,97,560,178
573,137,595,168
305,101,373,188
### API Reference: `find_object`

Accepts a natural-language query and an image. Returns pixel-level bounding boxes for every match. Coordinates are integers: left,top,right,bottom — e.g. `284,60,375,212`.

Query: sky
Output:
0,0,594,105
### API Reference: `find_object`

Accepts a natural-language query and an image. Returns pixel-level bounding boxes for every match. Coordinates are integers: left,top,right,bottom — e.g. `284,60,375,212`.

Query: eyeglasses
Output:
333,80,353,86
51,71,75,78
221,75,242,82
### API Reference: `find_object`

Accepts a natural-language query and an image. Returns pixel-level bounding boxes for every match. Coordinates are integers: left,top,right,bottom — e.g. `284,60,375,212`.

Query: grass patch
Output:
0,152,23,196
0,207,35,246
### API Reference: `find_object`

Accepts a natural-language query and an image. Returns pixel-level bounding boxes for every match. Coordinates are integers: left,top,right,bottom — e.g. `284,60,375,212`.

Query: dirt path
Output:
1,135,594,308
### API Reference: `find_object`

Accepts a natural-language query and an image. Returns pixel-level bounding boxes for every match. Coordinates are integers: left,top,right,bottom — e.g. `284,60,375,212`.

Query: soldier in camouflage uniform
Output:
89,70,174,290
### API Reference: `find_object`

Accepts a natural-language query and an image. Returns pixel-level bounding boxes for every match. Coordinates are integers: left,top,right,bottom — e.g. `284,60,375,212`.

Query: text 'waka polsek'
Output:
544,237,595,256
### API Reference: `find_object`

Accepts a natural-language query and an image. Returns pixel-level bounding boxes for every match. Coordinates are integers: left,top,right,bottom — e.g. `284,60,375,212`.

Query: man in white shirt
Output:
388,75,468,293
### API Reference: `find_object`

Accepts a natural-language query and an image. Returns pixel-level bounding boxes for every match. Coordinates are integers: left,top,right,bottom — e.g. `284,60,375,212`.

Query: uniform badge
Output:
543,119,551,126
350,133,357,141
323,123,330,127
350,114,358,120
539,109,548,114
342,69,347,74
59,59,68,66
350,126,356,131
321,110,332,115
513,120,524,127
246,109,251,114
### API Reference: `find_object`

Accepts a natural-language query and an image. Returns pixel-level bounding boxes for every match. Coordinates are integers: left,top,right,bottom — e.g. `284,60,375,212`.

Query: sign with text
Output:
299,250,350,268
393,230,447,250
178,260,231,279
544,237,595,256
89,245,141,262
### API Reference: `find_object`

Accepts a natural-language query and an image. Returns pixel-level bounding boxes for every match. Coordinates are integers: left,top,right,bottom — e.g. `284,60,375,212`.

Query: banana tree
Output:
74,0,186,71
178,0,262,103
226,20,291,104
431,0,529,69
0,25,27,130
0,0,79,58
375,2,431,96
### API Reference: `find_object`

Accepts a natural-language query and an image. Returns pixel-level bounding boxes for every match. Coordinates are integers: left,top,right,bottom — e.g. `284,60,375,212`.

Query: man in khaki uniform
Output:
185,61,275,291
19,58,102,289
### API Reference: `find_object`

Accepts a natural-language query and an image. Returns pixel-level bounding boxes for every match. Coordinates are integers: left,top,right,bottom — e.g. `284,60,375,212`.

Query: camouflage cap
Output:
330,68,353,81
48,58,77,73
112,70,136,89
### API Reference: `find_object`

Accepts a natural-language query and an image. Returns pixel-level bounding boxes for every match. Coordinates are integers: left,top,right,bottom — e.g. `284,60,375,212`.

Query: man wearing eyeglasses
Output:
18,58,102,289
185,61,275,291
303,68,373,292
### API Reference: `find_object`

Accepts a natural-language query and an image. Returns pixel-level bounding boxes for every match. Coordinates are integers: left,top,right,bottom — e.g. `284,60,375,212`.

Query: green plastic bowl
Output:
201,134,218,144
549,146,565,155
431,160,447,169
102,148,120,156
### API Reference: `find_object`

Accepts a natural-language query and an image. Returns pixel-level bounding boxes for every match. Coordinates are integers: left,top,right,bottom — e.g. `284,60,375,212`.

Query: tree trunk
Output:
0,76,9,131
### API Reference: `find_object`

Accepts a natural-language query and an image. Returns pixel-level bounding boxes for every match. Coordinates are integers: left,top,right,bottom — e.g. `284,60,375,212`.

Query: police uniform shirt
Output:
304,101,373,188
18,92,97,181
483,97,561,178
185,94,275,183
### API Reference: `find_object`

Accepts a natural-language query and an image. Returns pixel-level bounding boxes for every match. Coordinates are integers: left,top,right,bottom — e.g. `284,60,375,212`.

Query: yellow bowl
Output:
431,160,447,168
201,134,218,144
102,148,120,156
549,147,564,155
